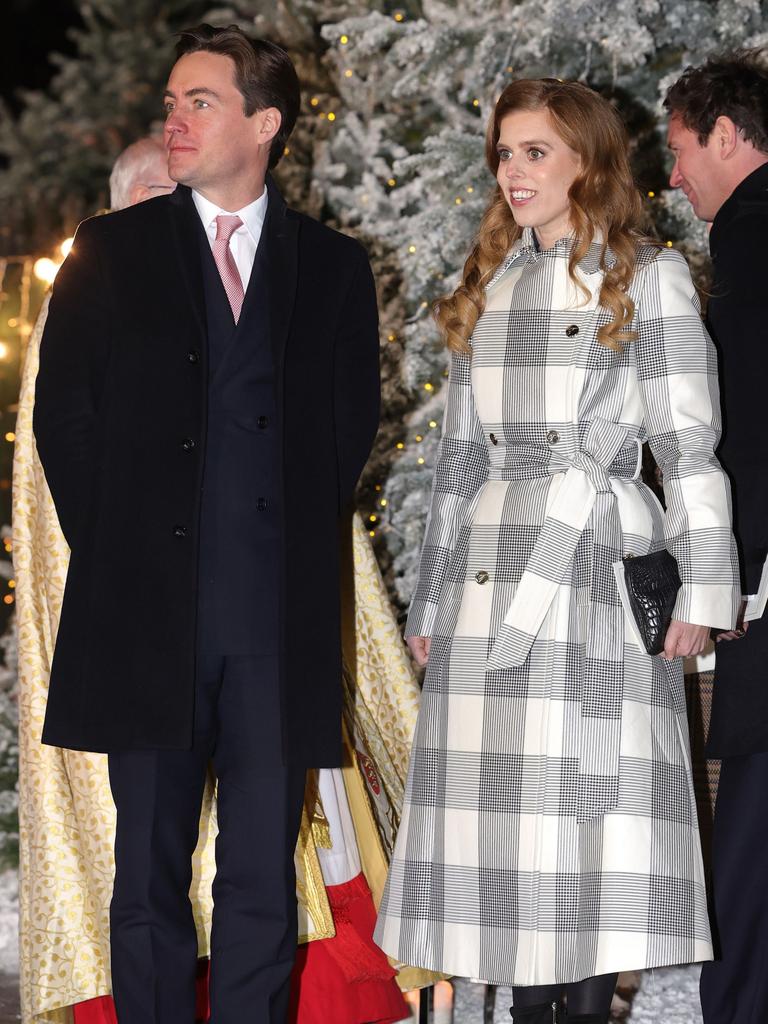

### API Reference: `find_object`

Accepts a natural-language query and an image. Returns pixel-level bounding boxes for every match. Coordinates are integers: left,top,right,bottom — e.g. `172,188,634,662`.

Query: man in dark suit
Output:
33,24,380,1024
665,50,768,1024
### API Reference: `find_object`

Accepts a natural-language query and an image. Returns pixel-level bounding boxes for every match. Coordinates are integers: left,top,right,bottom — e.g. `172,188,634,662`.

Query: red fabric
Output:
288,872,409,1024
72,873,408,1024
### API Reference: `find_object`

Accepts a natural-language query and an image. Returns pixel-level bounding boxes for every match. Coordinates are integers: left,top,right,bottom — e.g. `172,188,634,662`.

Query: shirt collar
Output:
191,187,268,243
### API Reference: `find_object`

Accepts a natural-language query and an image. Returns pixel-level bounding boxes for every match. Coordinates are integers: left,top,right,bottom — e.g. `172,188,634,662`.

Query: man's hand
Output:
715,599,749,642
662,620,711,661
407,635,431,667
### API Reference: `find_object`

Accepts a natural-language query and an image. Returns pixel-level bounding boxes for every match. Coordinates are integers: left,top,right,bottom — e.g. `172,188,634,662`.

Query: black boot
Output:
509,1001,561,1022
564,1015,608,1024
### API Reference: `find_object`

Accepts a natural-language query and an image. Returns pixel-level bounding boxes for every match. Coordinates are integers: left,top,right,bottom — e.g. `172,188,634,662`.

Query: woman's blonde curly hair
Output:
436,79,652,353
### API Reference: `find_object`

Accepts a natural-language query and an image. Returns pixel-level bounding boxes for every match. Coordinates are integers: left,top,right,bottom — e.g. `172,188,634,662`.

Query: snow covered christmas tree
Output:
307,0,767,607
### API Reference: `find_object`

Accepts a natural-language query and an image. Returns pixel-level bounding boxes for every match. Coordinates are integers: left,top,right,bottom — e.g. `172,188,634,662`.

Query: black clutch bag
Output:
623,549,682,656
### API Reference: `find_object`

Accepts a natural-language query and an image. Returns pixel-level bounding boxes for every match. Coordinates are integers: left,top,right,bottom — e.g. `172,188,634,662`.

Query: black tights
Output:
511,972,618,1019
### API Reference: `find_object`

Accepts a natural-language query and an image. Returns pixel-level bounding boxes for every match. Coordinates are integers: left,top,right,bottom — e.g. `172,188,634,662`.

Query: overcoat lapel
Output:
167,185,207,350
263,176,299,387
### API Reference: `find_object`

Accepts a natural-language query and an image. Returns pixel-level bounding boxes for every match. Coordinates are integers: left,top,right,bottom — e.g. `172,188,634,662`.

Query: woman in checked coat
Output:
375,79,740,1023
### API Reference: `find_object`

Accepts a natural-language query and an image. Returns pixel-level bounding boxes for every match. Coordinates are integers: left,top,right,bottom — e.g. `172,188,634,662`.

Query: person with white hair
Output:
108,134,175,210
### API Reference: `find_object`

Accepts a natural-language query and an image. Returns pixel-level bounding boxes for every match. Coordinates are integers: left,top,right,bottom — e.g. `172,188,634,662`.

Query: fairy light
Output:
7,580,15,590
310,96,320,107
396,442,405,450
472,98,480,107
666,240,673,247
369,514,378,523
3,596,12,606
647,191,656,198
408,245,416,254
4,433,15,443
415,434,423,442
387,177,397,187
466,185,474,193
429,420,438,429
455,197,463,205
283,146,291,156
388,332,397,342
340,34,349,44
0,343,8,360
424,382,434,392
417,457,425,464
33,258,59,285
393,9,405,21
344,69,353,78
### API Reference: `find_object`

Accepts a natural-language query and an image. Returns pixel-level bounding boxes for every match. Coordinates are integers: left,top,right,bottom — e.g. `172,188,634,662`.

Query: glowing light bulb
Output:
34,258,59,285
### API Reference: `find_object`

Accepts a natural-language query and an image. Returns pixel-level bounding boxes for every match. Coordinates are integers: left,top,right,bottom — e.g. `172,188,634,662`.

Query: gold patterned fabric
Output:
14,296,428,1022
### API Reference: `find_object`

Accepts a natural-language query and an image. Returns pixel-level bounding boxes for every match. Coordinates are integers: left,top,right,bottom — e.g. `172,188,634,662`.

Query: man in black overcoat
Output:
33,24,380,1024
665,51,768,1024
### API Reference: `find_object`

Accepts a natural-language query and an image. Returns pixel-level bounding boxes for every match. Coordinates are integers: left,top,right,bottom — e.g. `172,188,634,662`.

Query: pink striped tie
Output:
213,215,245,323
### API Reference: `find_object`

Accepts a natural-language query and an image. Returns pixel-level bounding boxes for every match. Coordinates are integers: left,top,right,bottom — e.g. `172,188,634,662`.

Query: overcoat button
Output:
187,350,200,363
475,570,489,584
489,433,498,445
566,324,579,337
257,415,269,429
257,497,268,511
173,525,188,538
546,429,560,444
181,438,196,451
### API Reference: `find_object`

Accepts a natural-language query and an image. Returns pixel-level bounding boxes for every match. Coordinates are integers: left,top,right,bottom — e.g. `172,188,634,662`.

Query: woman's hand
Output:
662,620,710,661
407,635,431,667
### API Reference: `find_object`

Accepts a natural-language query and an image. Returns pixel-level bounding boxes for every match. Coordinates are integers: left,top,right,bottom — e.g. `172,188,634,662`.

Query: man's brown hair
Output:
664,49,768,153
176,24,300,169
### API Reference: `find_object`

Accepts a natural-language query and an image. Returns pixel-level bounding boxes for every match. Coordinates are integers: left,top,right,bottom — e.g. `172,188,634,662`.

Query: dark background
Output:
2,1,82,113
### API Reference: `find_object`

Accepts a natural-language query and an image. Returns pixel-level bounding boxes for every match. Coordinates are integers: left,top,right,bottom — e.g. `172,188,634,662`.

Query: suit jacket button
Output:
181,438,196,451
475,570,489,584
566,324,579,337
187,350,200,364
257,416,269,429
547,429,560,444
173,525,188,537
257,497,267,511
489,433,498,445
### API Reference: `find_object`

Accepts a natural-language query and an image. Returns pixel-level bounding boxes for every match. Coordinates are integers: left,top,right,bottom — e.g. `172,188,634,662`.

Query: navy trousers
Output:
700,752,768,1023
108,652,305,1024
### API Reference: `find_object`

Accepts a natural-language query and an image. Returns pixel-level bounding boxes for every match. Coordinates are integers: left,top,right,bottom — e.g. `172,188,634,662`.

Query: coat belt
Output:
486,418,642,671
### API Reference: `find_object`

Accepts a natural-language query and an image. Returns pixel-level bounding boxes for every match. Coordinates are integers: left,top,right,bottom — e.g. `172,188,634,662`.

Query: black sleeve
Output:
333,246,381,506
709,213,768,593
33,218,111,548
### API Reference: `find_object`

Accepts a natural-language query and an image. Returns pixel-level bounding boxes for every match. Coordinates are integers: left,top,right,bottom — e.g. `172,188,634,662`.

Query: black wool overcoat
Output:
33,180,380,763
706,162,768,758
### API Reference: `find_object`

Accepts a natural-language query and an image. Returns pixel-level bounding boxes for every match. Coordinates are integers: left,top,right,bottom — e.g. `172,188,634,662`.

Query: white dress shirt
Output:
192,188,268,292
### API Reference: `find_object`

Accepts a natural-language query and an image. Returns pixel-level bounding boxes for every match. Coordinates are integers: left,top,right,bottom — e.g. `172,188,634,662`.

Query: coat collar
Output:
488,228,616,290
710,161,768,257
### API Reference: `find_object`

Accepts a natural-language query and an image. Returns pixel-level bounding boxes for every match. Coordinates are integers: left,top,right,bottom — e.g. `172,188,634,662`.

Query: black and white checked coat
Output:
375,232,740,985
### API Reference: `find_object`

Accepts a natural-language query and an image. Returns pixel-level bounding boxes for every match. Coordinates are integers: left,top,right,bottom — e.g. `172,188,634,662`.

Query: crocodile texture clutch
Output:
623,549,682,656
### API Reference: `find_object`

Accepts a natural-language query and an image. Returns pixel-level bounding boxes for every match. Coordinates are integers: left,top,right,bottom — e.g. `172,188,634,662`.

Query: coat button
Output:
546,429,560,444
566,324,579,337
257,497,268,512
257,415,269,429
475,570,489,584
489,433,498,446
173,525,188,538
187,350,200,364
181,438,196,451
